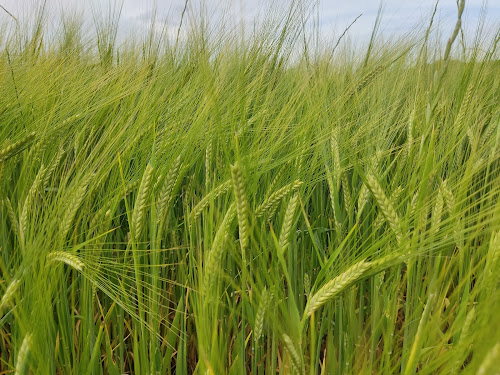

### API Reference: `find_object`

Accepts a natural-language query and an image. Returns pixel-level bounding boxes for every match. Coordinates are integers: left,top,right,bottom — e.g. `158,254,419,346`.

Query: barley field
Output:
1,1,500,374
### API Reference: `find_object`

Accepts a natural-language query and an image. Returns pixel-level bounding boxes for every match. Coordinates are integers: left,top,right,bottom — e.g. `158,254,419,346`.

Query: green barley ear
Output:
124,178,141,197
231,162,250,252
253,288,272,344
20,165,47,245
453,83,474,169
366,174,403,245
60,173,94,240
304,260,370,318
483,231,500,297
281,334,304,375
460,307,475,346
404,292,436,375
443,0,465,61
279,192,299,253
0,278,20,315
410,190,419,217
43,147,65,189
256,180,302,218
205,139,212,189
295,136,307,175
346,65,386,101
325,166,342,237
190,179,231,224
0,132,36,162
369,252,407,271
131,164,154,241
265,162,289,197
4,197,20,241
441,179,455,214
374,186,403,230
47,251,84,272
454,218,464,251
452,307,476,372
0,162,3,195
14,333,32,375
407,108,415,155
330,128,341,186
430,188,443,236
341,173,352,210
476,343,500,375
466,126,478,148
303,273,310,296
203,202,237,294
89,200,113,235
356,183,370,221
157,155,182,221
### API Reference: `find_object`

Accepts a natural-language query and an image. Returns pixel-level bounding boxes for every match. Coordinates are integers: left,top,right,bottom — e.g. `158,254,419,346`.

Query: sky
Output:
0,0,499,46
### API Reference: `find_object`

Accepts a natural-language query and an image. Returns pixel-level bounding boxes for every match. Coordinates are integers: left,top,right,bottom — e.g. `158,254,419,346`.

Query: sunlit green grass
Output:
1,1,499,374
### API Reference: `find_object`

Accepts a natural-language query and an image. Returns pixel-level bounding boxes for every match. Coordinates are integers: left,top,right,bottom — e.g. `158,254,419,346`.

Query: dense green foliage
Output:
1,3,500,374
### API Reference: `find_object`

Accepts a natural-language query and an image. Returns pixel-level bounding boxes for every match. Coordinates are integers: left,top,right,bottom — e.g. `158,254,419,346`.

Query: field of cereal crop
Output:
1,1,499,373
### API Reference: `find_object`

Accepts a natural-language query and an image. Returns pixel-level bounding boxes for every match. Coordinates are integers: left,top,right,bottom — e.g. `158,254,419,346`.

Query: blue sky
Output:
1,0,499,45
